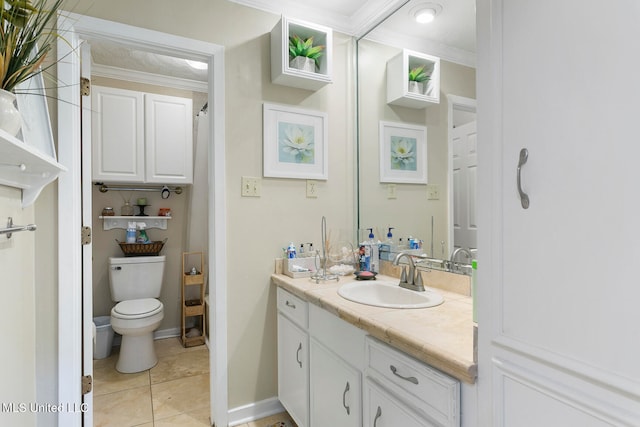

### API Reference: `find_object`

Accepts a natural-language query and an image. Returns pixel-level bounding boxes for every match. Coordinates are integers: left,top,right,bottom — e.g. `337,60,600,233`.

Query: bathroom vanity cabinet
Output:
91,85,193,184
277,286,462,427
277,288,309,427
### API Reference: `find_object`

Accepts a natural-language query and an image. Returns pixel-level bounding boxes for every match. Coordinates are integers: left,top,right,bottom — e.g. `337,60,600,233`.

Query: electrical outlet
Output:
387,184,397,199
241,176,261,197
427,184,439,200
306,180,318,198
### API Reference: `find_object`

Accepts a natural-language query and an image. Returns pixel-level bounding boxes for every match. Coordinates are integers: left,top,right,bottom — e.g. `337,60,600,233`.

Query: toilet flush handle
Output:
111,266,122,270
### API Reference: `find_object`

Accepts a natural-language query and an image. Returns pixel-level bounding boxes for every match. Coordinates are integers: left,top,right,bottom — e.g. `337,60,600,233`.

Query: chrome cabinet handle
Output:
390,365,419,385
342,381,350,415
517,148,530,209
285,300,296,309
373,406,382,427
296,343,302,368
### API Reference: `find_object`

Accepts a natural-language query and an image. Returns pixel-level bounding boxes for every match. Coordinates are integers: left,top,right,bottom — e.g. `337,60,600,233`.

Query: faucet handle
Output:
400,266,408,283
414,270,423,287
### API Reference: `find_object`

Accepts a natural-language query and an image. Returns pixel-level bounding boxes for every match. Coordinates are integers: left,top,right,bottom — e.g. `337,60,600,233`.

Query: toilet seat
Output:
112,298,163,320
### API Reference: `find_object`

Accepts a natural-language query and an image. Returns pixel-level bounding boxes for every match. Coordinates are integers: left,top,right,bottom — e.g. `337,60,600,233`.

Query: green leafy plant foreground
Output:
0,0,65,92
288,34,324,66
408,65,430,83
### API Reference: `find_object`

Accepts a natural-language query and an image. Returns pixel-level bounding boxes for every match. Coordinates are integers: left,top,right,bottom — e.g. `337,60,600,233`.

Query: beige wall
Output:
0,186,37,427
69,0,356,409
358,39,476,256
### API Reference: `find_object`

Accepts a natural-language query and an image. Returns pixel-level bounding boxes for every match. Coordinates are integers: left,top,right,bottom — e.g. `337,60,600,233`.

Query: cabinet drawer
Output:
366,337,459,426
277,287,308,329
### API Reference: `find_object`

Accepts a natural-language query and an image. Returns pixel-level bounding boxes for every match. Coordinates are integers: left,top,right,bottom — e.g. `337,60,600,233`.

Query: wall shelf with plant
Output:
386,49,440,109
0,0,67,207
270,16,333,90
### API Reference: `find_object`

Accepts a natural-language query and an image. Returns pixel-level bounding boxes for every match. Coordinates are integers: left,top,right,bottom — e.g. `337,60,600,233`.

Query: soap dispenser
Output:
385,227,395,246
361,228,379,273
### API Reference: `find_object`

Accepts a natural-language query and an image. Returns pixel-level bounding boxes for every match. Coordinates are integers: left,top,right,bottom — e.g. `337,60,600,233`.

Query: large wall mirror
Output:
356,0,477,262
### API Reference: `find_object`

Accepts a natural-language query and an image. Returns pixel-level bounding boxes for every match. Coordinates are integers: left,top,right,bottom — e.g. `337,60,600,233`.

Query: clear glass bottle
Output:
121,201,134,216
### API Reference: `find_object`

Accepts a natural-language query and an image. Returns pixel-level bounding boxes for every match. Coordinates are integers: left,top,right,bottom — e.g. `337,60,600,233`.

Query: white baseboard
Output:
228,397,285,427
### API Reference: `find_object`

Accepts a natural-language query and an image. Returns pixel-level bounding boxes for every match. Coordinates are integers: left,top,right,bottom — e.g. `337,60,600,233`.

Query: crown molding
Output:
91,63,208,92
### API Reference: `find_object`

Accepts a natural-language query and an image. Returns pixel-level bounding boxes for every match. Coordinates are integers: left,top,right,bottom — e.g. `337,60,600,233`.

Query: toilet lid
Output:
113,298,163,318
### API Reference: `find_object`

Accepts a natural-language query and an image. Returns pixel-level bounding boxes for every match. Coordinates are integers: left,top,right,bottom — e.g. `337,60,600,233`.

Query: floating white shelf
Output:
387,49,440,109
98,215,170,230
0,128,66,207
271,16,333,90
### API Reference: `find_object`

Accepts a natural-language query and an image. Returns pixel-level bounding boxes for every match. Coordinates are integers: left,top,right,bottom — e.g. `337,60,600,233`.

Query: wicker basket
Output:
117,238,167,257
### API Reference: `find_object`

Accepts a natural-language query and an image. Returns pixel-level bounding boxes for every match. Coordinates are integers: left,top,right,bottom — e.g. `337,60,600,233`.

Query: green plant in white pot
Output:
288,34,324,73
408,65,430,95
0,0,65,136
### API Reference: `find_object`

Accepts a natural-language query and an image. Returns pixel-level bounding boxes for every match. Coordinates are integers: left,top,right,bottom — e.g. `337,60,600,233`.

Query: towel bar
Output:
1,217,37,239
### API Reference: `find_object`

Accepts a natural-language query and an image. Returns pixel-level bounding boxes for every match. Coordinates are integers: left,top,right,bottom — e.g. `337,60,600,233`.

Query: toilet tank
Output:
108,255,166,302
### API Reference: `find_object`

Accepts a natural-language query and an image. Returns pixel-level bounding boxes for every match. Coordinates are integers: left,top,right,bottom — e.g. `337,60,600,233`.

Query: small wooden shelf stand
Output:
181,251,206,347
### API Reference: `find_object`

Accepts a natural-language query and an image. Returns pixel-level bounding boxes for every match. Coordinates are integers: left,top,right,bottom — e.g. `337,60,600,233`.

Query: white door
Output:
478,0,640,425
451,120,477,255
81,41,94,426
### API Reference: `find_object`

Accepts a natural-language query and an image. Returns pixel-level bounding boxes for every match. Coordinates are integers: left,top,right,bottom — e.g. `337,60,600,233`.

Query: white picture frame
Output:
263,102,328,180
379,121,427,184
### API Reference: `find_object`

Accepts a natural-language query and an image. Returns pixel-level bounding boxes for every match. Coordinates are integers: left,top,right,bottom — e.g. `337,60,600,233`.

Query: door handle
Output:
342,381,350,415
373,406,382,427
296,342,302,368
517,148,530,209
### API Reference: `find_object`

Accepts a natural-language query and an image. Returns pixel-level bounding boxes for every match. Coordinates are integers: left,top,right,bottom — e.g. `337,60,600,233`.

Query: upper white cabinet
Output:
92,86,193,184
387,49,440,109
270,16,333,90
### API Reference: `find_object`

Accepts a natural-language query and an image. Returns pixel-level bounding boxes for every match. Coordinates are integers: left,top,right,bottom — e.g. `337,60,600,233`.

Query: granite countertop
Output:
271,272,477,384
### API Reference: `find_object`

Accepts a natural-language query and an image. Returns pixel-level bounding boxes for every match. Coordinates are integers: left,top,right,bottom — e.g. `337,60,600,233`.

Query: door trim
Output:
56,13,227,426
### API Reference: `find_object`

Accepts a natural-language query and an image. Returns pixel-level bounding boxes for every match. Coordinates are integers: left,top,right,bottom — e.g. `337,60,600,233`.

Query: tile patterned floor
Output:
93,337,296,427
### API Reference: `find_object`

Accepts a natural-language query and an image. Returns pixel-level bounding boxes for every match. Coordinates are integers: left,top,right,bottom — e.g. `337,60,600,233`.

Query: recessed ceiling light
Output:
411,3,443,24
186,59,207,70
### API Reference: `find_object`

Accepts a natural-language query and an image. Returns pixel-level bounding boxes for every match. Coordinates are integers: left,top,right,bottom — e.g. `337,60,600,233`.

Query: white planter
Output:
290,56,316,73
408,81,425,95
0,89,22,136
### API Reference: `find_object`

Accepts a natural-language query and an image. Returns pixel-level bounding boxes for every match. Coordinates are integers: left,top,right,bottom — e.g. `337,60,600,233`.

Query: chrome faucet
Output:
393,252,425,292
450,247,472,263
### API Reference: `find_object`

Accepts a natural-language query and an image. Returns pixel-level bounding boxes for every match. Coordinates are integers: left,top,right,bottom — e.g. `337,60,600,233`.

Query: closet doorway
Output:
56,13,227,427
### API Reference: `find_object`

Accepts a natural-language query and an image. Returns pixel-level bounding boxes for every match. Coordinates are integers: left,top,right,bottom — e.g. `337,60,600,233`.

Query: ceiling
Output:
88,0,475,87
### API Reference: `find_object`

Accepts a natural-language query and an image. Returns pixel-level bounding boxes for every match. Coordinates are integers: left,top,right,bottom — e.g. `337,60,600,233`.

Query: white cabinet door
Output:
310,339,361,427
278,312,309,427
91,86,144,182
478,0,640,425
145,93,193,184
364,379,436,427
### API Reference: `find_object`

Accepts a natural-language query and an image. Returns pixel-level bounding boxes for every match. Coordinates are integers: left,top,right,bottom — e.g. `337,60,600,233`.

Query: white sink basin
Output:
337,280,444,309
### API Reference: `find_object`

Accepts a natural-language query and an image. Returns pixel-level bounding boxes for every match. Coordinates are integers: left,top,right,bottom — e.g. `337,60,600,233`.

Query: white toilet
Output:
108,255,166,373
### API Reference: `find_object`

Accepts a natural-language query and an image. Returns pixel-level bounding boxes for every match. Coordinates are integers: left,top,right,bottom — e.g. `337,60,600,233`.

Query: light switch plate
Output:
241,176,261,197
387,184,397,199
